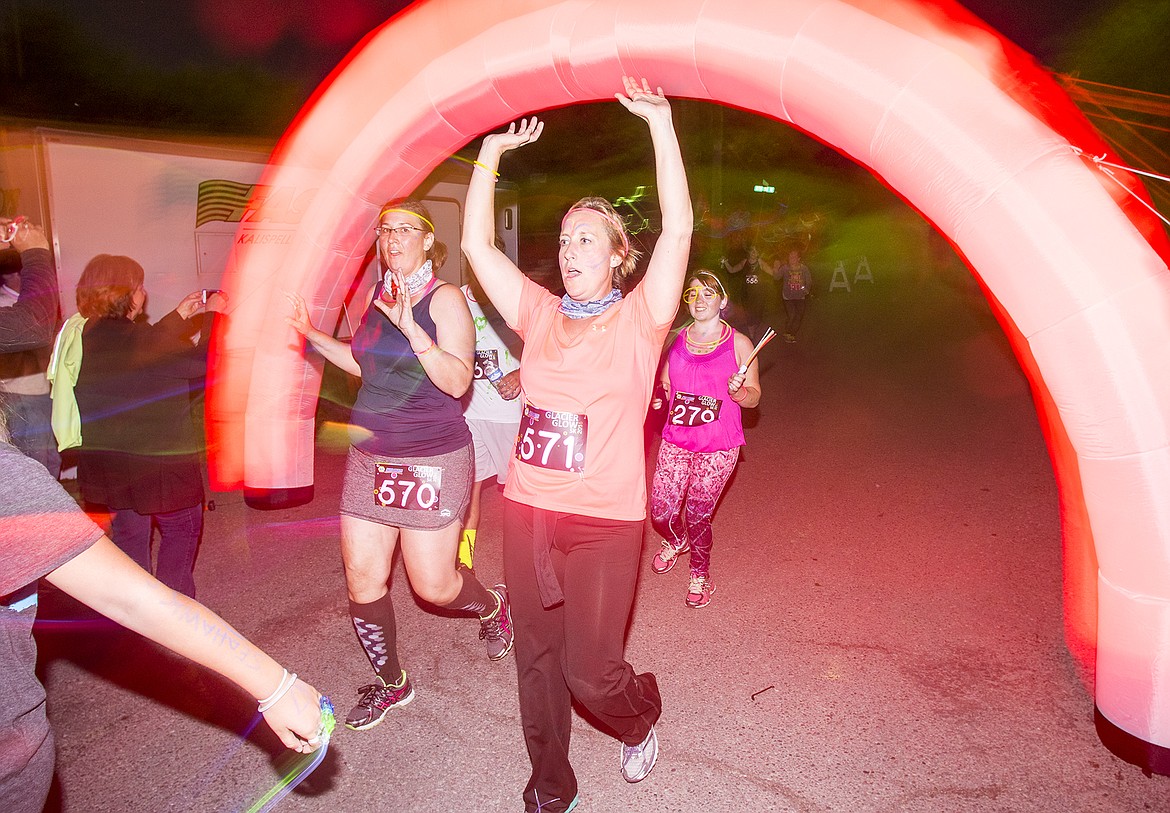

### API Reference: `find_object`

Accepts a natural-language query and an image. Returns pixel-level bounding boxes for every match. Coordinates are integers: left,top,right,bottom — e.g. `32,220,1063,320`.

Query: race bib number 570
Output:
515,404,588,473
374,463,442,510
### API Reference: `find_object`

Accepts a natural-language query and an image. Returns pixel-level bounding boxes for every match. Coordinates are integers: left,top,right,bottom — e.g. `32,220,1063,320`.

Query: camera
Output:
1,216,27,243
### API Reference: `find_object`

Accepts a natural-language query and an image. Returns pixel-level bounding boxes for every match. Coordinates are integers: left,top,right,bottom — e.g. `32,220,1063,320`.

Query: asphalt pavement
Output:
36,225,1170,812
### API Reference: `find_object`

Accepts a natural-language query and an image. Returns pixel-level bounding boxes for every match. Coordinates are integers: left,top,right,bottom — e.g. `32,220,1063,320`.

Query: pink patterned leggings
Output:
649,440,740,578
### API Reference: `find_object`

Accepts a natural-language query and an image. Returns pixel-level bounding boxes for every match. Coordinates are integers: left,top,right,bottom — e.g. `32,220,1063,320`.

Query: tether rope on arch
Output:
1073,146,1170,228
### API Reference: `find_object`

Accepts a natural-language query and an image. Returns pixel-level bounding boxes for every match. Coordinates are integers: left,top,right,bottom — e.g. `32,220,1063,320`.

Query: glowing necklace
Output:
685,320,731,352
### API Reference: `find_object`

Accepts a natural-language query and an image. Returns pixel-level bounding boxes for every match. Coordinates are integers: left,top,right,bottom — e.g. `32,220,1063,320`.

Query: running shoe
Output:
651,540,690,574
344,670,414,731
620,726,659,783
480,585,514,661
685,575,716,609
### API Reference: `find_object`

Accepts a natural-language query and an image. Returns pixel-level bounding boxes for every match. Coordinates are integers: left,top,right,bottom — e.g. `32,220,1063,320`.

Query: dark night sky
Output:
957,0,1102,61
25,0,416,90
29,0,1101,89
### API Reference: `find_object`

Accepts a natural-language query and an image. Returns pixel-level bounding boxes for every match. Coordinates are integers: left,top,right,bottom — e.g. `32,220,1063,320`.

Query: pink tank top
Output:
661,329,746,453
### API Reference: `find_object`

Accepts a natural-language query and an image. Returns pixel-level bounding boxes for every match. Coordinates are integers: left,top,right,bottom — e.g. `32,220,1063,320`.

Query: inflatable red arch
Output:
207,0,1170,767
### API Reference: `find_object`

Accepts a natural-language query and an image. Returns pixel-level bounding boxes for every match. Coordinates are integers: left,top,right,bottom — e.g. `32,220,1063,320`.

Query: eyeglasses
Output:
374,225,424,239
683,285,720,304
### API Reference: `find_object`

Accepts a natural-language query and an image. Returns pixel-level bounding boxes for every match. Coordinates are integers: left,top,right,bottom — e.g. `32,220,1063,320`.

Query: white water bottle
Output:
483,357,503,386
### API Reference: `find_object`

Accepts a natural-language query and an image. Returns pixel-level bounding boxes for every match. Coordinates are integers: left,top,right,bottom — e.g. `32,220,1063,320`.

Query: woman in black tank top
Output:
285,199,515,732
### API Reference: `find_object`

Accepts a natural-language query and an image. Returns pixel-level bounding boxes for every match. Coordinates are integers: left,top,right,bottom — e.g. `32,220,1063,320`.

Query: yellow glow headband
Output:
378,207,435,233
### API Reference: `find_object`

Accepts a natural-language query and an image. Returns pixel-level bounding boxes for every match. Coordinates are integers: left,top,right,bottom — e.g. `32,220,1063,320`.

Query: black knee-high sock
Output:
443,570,499,618
349,594,402,682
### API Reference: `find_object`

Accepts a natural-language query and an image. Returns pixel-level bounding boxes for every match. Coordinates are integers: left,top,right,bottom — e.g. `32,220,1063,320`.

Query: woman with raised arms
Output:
461,77,693,812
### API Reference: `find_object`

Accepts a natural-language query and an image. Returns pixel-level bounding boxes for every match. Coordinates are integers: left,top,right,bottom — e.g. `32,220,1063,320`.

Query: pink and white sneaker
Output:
651,540,689,575
685,575,716,608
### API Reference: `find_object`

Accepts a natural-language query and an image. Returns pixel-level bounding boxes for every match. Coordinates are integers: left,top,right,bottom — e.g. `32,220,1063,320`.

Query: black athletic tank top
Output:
349,284,471,456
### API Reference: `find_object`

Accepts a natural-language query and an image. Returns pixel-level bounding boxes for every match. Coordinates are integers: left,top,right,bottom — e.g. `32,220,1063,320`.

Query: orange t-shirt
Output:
504,277,674,521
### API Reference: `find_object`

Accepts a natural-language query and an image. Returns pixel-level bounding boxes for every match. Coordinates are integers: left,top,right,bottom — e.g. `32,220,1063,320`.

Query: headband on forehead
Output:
379,206,435,233
562,206,630,256
694,271,727,299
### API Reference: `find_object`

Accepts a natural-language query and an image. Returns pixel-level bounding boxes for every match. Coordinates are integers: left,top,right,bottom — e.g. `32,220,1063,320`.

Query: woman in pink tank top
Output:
649,270,761,608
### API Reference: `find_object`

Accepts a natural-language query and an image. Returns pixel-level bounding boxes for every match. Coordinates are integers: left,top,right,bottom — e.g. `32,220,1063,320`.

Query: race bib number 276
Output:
515,404,588,473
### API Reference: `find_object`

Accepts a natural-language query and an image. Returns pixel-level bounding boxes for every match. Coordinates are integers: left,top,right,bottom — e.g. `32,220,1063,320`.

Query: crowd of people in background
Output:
720,242,813,343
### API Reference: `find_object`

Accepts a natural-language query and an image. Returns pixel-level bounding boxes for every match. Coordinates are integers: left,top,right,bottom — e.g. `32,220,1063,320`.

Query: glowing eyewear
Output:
374,225,423,239
683,285,720,304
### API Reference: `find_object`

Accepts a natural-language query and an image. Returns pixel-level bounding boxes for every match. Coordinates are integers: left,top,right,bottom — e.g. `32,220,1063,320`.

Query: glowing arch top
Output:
208,0,1170,760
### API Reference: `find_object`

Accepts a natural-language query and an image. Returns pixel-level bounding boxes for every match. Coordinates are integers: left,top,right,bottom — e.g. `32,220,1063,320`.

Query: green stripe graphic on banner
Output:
197,180,255,227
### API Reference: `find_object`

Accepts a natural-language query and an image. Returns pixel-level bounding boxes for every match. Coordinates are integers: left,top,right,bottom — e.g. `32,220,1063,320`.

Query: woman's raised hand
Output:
371,268,414,329
615,76,671,124
284,290,314,336
481,117,544,159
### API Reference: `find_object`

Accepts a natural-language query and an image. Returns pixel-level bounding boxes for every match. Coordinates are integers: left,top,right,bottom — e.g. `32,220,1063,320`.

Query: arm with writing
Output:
45,535,324,750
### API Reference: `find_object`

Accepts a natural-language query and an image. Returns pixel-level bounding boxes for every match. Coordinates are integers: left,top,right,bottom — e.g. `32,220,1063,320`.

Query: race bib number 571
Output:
374,463,442,510
515,404,588,473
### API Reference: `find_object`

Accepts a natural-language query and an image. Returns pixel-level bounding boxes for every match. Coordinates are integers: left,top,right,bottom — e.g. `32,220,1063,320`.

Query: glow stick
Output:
738,328,776,374
246,696,336,813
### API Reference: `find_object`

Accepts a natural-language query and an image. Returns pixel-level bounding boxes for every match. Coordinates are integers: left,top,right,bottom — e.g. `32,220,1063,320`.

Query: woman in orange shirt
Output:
461,77,693,813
